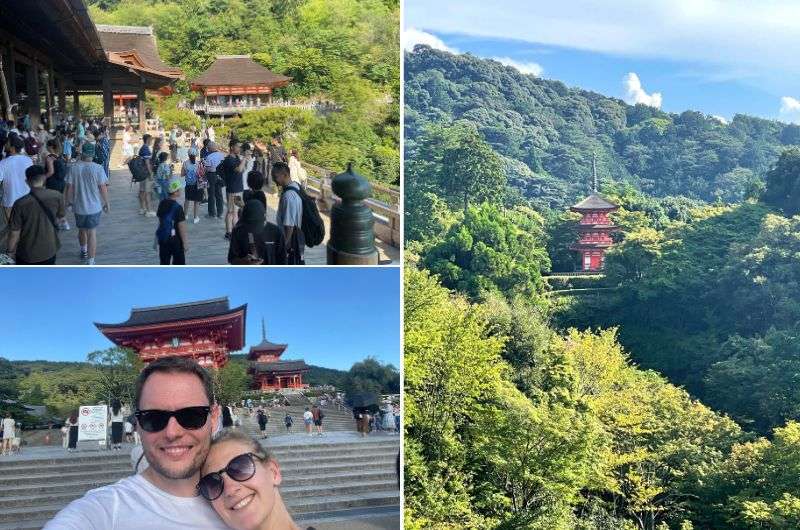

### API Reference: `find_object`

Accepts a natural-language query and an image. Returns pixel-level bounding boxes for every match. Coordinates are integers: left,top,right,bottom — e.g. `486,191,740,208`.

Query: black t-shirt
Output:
156,199,186,241
228,222,286,265
221,155,244,193
242,189,267,209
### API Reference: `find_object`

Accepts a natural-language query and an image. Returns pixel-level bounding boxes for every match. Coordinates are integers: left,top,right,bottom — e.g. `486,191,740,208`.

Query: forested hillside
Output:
87,0,400,184
406,45,796,206
404,46,800,529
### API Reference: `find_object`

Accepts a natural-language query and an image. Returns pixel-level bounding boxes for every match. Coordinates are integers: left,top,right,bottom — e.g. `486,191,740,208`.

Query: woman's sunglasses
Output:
197,452,265,501
134,406,210,433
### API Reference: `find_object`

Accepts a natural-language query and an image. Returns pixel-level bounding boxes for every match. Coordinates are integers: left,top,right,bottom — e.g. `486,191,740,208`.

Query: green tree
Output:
87,347,143,406
763,147,800,216
213,360,249,406
341,357,399,396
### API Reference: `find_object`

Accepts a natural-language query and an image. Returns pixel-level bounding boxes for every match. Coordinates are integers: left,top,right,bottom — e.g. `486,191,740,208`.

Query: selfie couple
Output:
43,357,309,530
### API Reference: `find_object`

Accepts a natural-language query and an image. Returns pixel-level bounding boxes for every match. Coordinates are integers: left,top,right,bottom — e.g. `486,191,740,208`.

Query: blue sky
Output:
0,268,400,370
404,1,800,123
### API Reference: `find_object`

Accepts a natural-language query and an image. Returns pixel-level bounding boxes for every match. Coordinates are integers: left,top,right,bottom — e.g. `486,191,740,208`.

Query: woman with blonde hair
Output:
197,429,307,530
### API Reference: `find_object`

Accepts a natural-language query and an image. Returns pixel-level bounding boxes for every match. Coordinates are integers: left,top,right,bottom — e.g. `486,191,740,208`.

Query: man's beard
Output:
144,441,207,480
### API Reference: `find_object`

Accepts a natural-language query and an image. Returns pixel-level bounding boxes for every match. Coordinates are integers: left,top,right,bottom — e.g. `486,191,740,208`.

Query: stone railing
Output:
192,100,319,114
301,162,400,249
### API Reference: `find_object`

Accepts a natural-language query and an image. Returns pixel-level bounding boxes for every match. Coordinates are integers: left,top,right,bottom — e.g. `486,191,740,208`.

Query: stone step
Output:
0,469,396,498
0,477,397,510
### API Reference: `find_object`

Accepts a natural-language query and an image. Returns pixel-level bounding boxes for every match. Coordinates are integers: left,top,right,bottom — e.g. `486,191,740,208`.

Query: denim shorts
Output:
75,211,101,229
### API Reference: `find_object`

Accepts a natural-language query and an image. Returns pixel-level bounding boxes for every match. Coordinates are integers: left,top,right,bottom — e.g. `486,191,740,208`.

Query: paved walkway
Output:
1,165,399,265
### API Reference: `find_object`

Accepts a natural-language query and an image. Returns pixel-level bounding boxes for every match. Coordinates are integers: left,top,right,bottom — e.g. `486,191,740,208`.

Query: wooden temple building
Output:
190,55,292,117
95,298,247,370
570,158,619,271
247,319,310,391
0,3,181,131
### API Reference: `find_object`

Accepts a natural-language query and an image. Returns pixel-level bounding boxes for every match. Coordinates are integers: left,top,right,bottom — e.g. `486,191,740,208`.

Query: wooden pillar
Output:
6,51,16,104
58,77,66,114
102,72,113,126
137,84,146,132
45,69,54,128
73,89,80,119
26,62,40,128
0,49,12,122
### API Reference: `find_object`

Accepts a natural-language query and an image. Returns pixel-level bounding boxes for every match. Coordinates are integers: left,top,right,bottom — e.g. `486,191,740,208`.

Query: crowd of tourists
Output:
0,116,111,265
0,113,320,265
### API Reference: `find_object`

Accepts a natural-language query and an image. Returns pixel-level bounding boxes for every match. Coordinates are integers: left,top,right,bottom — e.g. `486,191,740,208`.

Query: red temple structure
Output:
570,158,619,271
95,298,247,369
248,319,309,391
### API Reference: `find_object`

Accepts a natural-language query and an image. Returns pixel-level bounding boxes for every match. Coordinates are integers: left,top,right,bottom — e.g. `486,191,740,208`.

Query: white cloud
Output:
779,96,800,123
492,56,543,76
624,73,662,108
402,28,457,53
711,115,729,124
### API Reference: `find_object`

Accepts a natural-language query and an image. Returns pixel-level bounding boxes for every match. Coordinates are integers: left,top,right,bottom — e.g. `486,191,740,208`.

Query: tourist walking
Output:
168,125,179,162
94,126,111,179
284,412,293,433
221,140,247,240
155,178,188,265
256,408,268,439
311,404,325,436
288,148,308,189
120,125,134,168
137,134,155,217
182,153,201,223
222,404,234,429
6,165,64,265
203,141,225,219
266,135,287,182
0,135,32,235
154,152,172,202
1,412,15,456
228,198,286,265
303,407,313,435
355,409,369,437
64,142,109,265
110,399,124,450
66,412,78,452
273,162,305,265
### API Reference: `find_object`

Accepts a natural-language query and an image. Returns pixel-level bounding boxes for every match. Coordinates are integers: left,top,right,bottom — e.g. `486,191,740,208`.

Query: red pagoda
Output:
570,158,619,271
95,297,247,369
248,319,309,391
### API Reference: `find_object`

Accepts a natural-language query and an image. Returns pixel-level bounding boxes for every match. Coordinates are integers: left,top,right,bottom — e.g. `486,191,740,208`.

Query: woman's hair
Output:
46,139,61,154
247,170,265,191
211,428,271,461
69,411,78,424
111,399,121,415
158,151,169,163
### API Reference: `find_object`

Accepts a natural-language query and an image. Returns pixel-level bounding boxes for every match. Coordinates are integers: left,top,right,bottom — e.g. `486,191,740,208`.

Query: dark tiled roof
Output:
251,360,309,373
192,55,292,87
98,297,239,327
249,339,288,353
570,192,618,211
96,25,182,74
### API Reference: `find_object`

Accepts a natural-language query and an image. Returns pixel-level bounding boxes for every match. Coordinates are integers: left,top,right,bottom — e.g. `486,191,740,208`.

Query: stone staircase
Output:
239,405,357,437
0,436,399,529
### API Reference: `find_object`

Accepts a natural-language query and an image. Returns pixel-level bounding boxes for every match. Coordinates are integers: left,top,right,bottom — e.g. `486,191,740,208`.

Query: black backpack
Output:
283,185,324,247
128,156,150,182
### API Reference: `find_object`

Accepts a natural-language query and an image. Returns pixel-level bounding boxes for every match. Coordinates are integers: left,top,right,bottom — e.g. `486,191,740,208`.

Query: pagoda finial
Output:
261,317,266,340
592,153,598,193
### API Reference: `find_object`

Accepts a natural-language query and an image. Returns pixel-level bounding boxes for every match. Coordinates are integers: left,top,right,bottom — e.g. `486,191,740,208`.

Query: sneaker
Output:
80,248,88,260
206,214,216,219
224,232,231,240
193,217,200,224
138,208,145,215
145,211,157,217
86,257,96,266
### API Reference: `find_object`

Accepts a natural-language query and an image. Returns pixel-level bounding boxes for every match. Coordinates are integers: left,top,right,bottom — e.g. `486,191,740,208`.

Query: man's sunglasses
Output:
197,452,265,501
134,406,211,433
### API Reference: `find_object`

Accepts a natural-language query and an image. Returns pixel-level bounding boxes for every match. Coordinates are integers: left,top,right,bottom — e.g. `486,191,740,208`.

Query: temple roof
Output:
251,360,310,373
96,297,242,328
96,25,183,78
570,192,618,212
191,55,291,87
249,339,288,353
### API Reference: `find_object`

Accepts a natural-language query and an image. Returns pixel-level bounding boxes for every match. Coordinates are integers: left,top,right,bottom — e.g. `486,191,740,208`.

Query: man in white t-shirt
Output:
1,412,15,455
43,357,227,530
0,135,32,235
203,142,225,219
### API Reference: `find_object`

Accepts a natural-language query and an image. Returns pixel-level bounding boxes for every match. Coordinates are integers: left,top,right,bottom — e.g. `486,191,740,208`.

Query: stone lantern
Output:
327,163,378,265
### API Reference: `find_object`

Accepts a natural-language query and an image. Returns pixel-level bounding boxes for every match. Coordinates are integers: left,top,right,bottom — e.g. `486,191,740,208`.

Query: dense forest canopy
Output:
86,0,400,185
406,46,794,208
405,46,800,529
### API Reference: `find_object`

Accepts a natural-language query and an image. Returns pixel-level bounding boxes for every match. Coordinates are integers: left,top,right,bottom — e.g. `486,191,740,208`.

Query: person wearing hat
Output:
64,141,109,265
155,177,188,265
6,165,65,265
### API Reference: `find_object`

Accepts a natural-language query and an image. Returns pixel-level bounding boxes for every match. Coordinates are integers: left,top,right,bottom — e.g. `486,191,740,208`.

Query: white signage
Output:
78,405,108,442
